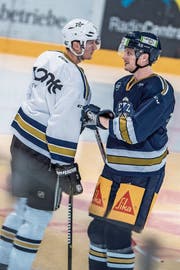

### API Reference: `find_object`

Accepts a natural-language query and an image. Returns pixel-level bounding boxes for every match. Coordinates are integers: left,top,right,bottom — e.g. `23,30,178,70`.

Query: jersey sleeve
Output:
109,77,175,144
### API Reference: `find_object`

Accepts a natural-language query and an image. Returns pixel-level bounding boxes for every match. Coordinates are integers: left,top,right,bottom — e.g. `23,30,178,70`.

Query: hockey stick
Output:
94,128,106,163
67,192,73,270
55,169,73,270
93,127,164,263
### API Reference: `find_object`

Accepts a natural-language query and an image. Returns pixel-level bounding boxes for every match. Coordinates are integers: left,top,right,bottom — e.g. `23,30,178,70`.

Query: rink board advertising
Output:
101,0,180,58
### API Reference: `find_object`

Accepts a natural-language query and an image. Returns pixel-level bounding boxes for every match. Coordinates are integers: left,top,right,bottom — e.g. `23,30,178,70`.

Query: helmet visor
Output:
118,37,131,51
118,37,131,57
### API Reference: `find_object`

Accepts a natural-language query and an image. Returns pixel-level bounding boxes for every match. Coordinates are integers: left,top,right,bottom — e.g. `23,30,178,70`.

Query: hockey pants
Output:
88,218,135,270
0,198,53,270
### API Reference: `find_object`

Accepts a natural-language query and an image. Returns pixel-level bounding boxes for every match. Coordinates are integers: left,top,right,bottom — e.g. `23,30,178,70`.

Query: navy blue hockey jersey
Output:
107,74,175,175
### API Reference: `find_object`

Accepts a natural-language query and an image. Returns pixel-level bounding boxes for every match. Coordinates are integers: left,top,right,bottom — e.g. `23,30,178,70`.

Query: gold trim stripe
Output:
107,149,168,165
15,113,46,142
14,239,40,250
108,257,135,264
159,76,169,95
89,249,107,258
78,67,90,100
1,230,16,240
0,37,179,75
48,144,76,158
119,116,132,144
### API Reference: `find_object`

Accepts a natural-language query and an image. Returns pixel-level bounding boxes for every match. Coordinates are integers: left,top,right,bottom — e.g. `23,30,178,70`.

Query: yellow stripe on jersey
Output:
159,76,169,95
107,149,168,166
78,66,90,100
15,113,46,142
119,116,132,144
48,144,76,158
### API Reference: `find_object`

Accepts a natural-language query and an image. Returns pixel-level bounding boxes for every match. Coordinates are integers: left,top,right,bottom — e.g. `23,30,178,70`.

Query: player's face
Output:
83,40,98,59
122,48,137,72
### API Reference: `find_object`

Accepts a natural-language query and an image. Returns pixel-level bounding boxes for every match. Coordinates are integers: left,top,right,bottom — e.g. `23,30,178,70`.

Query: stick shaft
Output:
94,128,106,163
68,194,73,270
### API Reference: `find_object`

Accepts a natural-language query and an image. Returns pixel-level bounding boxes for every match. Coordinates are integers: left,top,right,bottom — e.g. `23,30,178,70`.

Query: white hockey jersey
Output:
11,51,91,164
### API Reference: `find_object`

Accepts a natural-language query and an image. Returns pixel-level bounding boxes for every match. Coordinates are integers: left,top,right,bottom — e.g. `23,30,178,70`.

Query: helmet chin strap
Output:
70,41,86,58
70,47,85,57
130,57,150,73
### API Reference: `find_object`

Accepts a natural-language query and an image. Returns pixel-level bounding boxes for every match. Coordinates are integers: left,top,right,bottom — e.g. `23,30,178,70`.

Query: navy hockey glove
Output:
55,163,83,195
81,104,114,130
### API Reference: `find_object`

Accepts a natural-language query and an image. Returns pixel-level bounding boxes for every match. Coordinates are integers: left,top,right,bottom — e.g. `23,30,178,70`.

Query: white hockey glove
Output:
55,163,83,195
81,104,114,130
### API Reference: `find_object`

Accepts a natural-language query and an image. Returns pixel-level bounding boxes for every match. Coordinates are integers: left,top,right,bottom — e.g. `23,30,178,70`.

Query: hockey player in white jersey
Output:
82,31,175,270
0,18,100,270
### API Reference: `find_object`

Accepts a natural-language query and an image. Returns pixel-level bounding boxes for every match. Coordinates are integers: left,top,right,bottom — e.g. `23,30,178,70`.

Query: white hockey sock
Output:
0,198,26,265
8,206,53,270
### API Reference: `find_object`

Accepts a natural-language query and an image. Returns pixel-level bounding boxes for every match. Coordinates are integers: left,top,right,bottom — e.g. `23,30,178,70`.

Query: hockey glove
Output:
81,104,114,130
55,163,83,195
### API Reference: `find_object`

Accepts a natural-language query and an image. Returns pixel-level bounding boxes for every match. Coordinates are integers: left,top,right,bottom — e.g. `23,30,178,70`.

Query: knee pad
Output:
24,206,53,230
88,219,105,245
105,222,132,249
3,198,27,230
15,207,53,241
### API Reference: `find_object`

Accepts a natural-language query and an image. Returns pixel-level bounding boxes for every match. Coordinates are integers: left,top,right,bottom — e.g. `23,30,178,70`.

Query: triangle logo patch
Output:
113,191,135,215
92,184,103,207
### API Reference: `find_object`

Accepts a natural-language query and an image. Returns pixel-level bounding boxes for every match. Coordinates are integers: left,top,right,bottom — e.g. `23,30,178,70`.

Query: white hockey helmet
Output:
62,18,101,56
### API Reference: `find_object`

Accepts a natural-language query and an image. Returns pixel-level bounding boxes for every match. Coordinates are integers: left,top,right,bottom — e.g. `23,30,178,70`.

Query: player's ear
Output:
72,41,82,54
140,53,149,64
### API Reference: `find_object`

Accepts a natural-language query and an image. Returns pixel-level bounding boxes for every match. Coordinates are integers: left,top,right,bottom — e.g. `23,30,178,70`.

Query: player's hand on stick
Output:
81,104,114,130
55,163,83,195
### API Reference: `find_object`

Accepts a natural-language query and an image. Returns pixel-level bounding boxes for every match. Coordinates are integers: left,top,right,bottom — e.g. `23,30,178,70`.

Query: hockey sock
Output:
0,198,26,265
107,247,135,270
8,206,53,270
89,242,107,270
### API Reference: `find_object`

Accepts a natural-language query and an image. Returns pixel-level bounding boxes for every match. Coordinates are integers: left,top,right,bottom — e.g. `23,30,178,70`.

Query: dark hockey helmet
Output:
118,31,162,64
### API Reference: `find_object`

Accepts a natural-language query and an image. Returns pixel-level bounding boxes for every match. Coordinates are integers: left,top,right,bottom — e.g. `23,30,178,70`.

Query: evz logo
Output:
33,67,63,94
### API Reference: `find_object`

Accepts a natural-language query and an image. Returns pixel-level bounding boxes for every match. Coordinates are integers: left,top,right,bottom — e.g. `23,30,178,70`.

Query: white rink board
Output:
0,0,105,43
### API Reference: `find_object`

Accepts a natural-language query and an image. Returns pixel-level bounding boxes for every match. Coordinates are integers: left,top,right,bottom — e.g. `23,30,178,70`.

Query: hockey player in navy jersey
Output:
83,31,175,270
0,18,101,270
